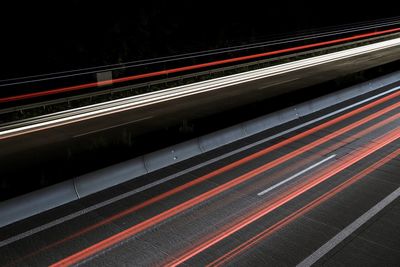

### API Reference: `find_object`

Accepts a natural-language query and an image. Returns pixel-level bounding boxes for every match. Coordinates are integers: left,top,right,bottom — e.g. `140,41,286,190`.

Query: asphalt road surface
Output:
1,84,400,266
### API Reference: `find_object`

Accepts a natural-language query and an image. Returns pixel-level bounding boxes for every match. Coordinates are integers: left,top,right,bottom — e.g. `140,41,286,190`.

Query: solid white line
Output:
0,86,398,247
257,154,336,196
297,186,400,267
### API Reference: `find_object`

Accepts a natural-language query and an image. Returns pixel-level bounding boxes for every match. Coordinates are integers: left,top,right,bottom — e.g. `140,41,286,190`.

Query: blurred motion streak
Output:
208,148,400,267
50,95,400,266
1,28,399,103
21,109,399,265
166,128,400,266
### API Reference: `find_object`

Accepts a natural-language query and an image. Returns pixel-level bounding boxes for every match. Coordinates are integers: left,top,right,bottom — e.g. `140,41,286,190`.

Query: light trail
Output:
1,37,400,141
49,100,400,266
208,148,400,267
1,17,398,87
1,85,398,253
166,128,400,266
1,28,399,103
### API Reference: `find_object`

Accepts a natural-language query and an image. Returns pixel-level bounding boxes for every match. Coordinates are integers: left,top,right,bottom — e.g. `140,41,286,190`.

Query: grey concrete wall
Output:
0,70,399,228
0,180,78,227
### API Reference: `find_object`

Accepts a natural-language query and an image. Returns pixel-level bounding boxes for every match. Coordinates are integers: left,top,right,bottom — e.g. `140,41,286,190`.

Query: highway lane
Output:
0,85,400,266
1,38,400,189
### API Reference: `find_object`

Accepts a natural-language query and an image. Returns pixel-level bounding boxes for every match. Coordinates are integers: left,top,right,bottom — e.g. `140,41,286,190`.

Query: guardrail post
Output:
96,71,113,87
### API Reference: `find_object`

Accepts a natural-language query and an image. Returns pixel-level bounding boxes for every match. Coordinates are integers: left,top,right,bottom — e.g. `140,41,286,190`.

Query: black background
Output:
0,1,398,79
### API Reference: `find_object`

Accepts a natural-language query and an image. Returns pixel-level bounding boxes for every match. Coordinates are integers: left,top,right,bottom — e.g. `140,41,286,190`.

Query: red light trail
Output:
1,28,399,103
167,128,400,266
50,94,400,266
208,148,400,267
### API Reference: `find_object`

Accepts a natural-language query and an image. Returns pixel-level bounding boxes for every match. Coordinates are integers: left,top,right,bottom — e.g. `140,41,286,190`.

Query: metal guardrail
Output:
1,32,400,122
2,36,400,135
2,18,399,86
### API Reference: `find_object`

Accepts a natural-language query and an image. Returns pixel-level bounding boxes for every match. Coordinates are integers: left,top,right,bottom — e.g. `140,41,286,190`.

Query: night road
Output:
1,82,400,266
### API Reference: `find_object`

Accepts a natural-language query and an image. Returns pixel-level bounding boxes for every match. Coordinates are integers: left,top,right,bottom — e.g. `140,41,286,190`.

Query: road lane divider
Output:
297,169,400,266
257,154,337,196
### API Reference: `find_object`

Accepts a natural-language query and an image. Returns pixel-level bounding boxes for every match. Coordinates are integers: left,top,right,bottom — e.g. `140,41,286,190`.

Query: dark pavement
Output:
0,84,400,266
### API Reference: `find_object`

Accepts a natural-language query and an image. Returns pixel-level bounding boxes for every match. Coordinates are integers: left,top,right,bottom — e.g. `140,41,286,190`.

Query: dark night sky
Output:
1,1,398,79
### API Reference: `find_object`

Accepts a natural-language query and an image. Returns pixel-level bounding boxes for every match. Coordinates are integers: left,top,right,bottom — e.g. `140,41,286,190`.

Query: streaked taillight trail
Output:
208,147,400,267
167,128,400,266
1,27,399,103
50,91,400,266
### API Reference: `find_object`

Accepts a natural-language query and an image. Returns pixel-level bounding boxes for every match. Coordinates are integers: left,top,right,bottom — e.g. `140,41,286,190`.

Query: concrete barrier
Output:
143,140,203,172
1,70,399,228
0,180,78,227
199,125,246,152
243,113,282,136
75,157,148,198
